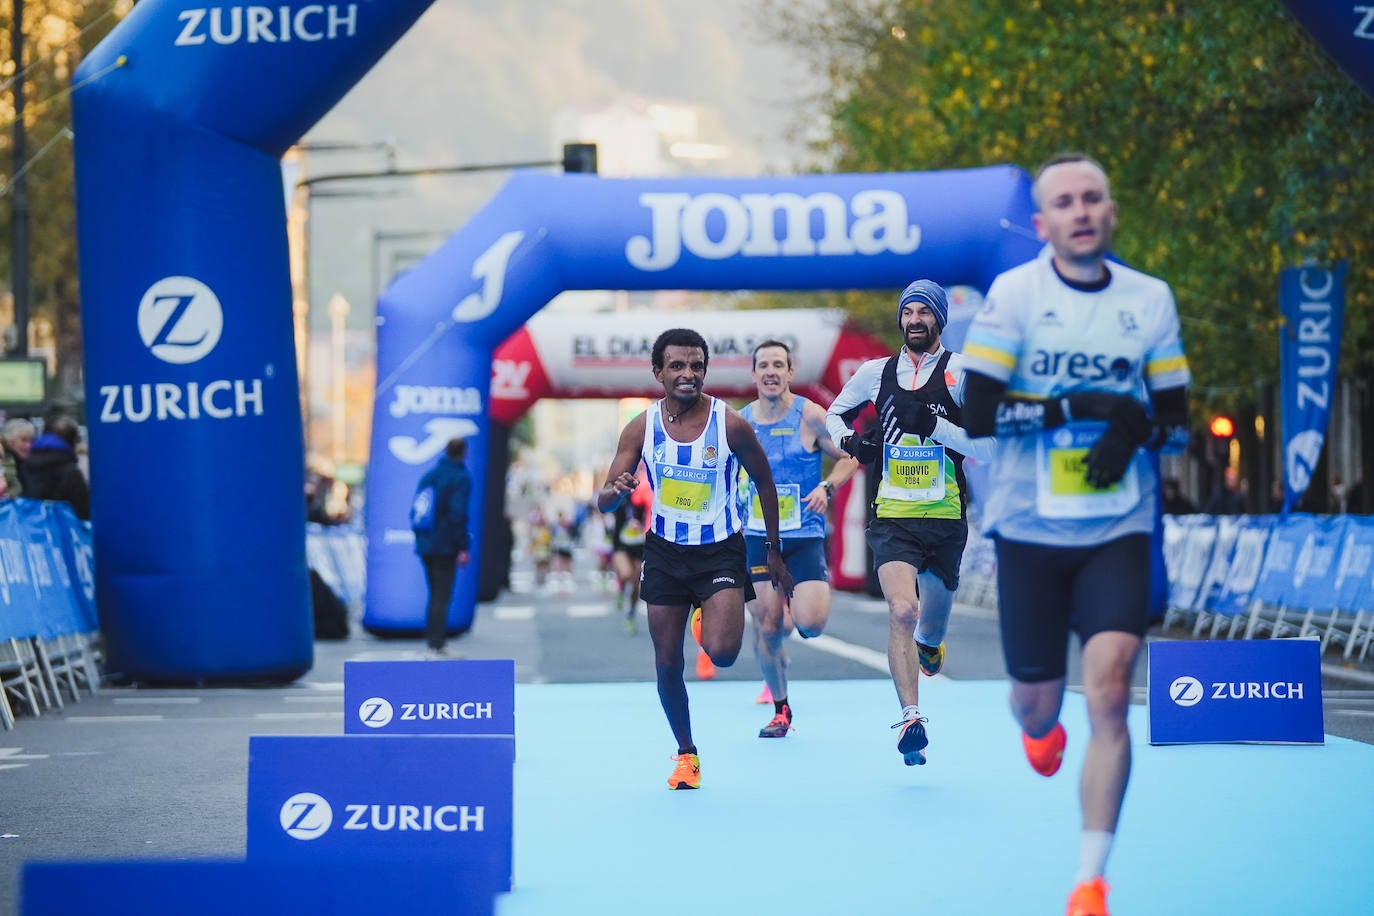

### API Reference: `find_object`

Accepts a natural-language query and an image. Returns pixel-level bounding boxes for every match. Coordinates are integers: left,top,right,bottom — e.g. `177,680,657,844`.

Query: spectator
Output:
1161,477,1197,515
1346,471,1366,515
24,415,90,519
410,437,473,657
2,417,35,497
1203,466,1246,515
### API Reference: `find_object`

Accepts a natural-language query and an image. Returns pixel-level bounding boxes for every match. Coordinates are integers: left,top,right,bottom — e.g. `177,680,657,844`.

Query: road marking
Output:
114,696,202,705
789,632,889,673
253,712,344,721
494,605,535,621
567,604,609,619
0,749,48,760
306,681,343,691
0,765,27,772
282,695,343,703
65,715,165,722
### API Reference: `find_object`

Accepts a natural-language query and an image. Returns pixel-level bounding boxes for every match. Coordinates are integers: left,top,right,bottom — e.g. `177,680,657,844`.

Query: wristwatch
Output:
821,480,835,497
762,540,781,554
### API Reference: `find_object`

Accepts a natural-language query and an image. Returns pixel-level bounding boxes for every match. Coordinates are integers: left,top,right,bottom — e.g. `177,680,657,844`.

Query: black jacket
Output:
24,432,91,520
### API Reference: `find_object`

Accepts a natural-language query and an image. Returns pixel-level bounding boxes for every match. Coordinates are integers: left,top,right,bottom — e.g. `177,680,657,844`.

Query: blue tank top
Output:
740,396,825,540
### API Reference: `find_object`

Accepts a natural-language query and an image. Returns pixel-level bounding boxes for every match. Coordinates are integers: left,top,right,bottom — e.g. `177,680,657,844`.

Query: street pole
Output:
9,0,29,357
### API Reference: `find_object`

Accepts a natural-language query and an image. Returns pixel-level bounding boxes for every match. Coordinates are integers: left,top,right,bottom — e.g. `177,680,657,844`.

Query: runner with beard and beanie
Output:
825,280,997,767
596,327,795,790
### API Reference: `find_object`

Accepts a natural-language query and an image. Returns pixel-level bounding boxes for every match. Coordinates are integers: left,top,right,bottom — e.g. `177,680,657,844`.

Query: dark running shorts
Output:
994,533,1150,683
866,516,967,592
640,531,756,607
744,535,828,584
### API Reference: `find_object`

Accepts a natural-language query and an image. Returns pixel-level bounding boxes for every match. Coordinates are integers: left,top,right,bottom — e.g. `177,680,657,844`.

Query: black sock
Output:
774,698,789,715
679,744,697,756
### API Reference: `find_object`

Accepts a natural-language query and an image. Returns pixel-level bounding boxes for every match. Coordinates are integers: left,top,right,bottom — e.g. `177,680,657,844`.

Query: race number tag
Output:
656,463,717,524
1036,423,1139,518
747,483,802,532
877,442,945,502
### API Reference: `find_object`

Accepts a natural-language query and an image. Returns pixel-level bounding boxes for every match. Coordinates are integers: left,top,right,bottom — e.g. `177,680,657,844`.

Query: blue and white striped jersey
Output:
641,397,743,546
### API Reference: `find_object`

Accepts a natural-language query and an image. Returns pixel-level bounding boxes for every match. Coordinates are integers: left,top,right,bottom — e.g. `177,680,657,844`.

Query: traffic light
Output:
1209,414,1235,466
561,142,598,174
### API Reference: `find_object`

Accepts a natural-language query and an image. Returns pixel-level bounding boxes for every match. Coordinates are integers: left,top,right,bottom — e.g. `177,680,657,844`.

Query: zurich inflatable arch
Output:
70,0,1041,681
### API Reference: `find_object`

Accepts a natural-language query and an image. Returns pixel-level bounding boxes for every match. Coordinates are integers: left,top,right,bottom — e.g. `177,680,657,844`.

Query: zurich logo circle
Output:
1285,430,1325,495
359,696,394,728
280,792,333,840
1169,676,1204,707
137,275,223,364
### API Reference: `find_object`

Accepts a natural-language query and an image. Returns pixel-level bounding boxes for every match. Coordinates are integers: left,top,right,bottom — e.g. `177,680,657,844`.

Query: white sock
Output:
1076,830,1113,883
900,704,922,721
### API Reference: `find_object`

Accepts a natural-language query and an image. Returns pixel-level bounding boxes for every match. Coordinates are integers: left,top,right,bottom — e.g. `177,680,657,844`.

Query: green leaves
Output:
760,0,1374,403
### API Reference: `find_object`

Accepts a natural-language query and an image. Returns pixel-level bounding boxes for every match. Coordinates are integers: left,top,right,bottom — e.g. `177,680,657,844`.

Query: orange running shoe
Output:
758,703,792,738
755,683,773,704
690,606,704,646
695,648,716,680
1066,877,1110,916
667,752,701,790
1023,722,1067,777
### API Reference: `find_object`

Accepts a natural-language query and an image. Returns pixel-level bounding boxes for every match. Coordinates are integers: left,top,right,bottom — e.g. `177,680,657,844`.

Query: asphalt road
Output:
2,549,1373,915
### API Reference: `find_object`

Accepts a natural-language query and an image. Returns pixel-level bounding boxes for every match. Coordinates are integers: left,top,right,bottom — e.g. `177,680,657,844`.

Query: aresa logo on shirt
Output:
1028,350,1135,383
98,276,267,425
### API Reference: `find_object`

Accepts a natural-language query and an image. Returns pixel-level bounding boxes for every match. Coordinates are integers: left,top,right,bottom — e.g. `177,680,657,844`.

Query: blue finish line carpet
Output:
504,679,1374,915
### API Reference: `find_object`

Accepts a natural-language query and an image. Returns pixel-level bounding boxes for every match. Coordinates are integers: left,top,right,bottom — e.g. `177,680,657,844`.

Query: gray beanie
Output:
897,279,949,332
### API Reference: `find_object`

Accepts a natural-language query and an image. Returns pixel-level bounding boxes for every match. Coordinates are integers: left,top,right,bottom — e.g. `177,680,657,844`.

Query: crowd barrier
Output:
1160,512,1374,661
305,524,367,613
0,499,99,730
957,513,1374,665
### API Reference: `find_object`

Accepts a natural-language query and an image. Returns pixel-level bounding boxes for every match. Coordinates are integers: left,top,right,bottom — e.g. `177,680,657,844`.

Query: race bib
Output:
655,462,718,524
1036,423,1140,518
877,442,945,502
747,483,802,532
618,518,645,546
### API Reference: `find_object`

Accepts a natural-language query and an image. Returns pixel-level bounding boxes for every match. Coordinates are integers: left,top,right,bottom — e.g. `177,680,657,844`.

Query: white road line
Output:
790,632,890,673
494,605,535,621
0,764,27,772
567,604,610,619
253,712,344,721
0,749,48,760
306,682,343,691
113,696,202,705
282,696,343,704
65,715,165,722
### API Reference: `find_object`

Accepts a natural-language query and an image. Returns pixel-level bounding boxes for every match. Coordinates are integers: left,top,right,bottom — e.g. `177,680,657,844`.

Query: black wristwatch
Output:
762,540,781,554
821,480,835,497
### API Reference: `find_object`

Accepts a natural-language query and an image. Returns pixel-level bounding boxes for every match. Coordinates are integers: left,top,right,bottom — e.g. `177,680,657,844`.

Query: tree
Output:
1,0,131,407
758,0,1374,409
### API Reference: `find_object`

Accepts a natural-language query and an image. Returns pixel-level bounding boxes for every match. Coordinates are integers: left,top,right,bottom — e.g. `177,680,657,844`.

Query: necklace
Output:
666,396,701,423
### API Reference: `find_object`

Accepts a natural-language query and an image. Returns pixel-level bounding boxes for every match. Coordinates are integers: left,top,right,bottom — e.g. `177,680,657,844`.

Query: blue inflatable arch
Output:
71,0,439,683
70,0,1041,680
368,167,1042,634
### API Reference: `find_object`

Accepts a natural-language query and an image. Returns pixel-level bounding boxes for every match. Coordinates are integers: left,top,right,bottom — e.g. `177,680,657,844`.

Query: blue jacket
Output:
413,456,472,558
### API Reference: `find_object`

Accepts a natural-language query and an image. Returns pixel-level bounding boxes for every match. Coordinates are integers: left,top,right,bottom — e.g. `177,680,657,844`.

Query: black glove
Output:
1084,415,1152,489
1066,392,1151,442
841,428,883,464
899,400,939,439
